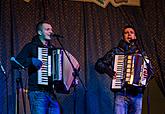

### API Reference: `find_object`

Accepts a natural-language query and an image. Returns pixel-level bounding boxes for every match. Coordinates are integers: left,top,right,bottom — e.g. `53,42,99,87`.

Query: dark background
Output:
0,0,165,114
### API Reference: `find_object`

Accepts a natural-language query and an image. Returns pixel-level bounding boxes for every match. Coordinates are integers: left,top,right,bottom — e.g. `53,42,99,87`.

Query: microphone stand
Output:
133,40,154,114
54,36,87,114
12,62,27,114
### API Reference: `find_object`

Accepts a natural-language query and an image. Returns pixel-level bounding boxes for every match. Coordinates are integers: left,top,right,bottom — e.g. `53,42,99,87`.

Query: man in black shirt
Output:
16,21,61,114
95,25,152,114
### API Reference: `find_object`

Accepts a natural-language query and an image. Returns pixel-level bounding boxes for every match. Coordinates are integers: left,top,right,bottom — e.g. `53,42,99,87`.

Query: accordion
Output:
111,54,150,90
38,47,80,93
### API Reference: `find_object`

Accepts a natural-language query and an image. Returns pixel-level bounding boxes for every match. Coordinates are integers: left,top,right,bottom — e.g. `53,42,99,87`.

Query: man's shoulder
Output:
110,47,124,54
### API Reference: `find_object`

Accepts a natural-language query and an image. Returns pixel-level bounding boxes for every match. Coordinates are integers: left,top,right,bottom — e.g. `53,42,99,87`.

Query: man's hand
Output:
32,58,43,70
143,68,148,78
112,71,117,79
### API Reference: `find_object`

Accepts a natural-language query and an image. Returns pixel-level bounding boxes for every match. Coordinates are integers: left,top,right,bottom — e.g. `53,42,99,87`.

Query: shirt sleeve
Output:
15,43,33,68
95,49,115,77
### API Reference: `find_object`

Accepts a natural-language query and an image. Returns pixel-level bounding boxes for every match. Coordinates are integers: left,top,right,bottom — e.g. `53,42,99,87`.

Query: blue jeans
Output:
114,91,143,114
28,91,61,114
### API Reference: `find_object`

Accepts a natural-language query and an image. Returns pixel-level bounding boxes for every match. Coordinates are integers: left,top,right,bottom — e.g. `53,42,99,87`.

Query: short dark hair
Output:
36,20,51,33
122,25,137,36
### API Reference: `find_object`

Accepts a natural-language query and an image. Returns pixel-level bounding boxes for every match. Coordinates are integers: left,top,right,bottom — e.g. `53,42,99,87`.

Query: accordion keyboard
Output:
111,55,125,89
38,47,50,85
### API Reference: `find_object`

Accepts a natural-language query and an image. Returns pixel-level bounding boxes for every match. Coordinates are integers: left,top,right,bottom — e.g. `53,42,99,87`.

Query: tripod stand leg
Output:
16,78,20,114
16,70,27,114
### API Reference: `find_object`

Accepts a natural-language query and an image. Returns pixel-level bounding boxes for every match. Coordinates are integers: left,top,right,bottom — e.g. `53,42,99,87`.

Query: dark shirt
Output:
16,35,54,91
95,39,146,95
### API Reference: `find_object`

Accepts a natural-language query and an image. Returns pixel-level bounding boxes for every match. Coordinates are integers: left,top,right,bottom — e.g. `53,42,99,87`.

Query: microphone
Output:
10,57,25,69
50,33,64,38
129,39,137,43
129,39,137,46
0,61,6,74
